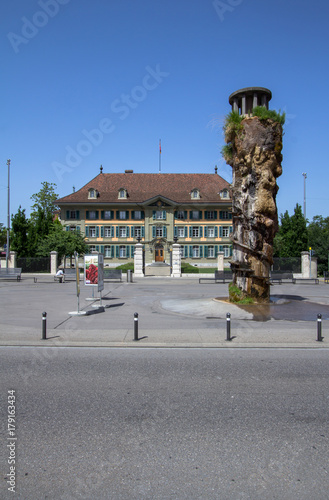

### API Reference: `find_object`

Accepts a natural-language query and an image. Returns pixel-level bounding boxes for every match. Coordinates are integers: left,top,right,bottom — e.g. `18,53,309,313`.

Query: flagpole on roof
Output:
159,139,161,174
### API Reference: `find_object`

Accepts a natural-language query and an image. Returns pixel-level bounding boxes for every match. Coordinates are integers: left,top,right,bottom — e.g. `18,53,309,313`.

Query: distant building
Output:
56,169,233,268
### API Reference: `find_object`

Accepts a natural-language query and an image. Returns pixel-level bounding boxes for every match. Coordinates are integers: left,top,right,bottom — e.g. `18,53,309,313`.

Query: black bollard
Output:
42,311,47,340
134,312,139,341
317,313,323,342
226,312,232,341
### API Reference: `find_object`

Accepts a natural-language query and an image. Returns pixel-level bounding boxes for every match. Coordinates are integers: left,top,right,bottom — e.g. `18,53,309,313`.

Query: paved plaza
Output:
0,274,329,348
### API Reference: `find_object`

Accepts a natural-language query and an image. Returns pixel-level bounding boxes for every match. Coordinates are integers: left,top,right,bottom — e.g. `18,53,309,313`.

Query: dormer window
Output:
88,188,97,199
220,189,230,199
191,189,200,200
118,188,127,199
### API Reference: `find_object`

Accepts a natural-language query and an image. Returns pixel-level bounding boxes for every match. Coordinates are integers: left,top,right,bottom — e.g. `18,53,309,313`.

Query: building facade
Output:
56,169,233,268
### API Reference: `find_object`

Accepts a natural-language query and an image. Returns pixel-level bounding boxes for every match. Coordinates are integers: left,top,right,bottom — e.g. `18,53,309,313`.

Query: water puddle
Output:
216,295,329,322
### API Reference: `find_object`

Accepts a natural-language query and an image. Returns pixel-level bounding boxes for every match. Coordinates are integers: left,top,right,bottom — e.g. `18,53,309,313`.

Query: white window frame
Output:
221,211,230,220
119,227,127,237
135,226,141,238
191,210,199,220
207,227,215,237
223,245,230,258
222,226,230,237
208,246,215,258
156,226,163,237
192,245,200,258
104,246,111,257
177,227,185,238
192,226,199,237
134,210,142,220
89,245,96,252
104,211,112,220
119,211,126,220
104,227,112,237
119,246,126,258
177,210,185,220
89,226,96,238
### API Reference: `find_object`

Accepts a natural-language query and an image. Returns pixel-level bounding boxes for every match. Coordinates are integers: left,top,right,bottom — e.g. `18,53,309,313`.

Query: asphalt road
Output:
1,347,329,499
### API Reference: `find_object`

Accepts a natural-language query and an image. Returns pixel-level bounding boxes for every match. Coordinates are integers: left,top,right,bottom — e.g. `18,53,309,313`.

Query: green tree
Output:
0,223,7,247
36,222,88,263
274,204,308,257
30,181,59,221
10,206,30,257
307,215,329,275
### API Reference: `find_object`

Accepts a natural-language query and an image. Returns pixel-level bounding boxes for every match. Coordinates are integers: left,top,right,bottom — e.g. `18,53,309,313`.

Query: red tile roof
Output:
56,172,231,205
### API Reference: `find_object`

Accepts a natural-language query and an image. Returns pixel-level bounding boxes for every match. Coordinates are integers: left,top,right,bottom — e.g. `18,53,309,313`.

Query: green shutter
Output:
126,226,130,237
85,227,89,237
86,210,89,220
215,227,218,238
141,227,145,237
199,211,202,220
100,245,104,254
204,246,208,257
131,227,134,237
163,226,167,238
215,246,218,257
204,227,208,237
214,211,217,220
199,226,203,237
153,210,156,220
65,225,70,232
189,227,192,238
66,210,70,219
174,226,177,237
184,226,188,238
116,246,119,258
126,246,129,258
116,226,119,237
101,211,104,219
184,246,188,258
189,246,193,258
162,210,166,220
96,226,99,237
96,245,99,252
152,226,156,238
111,226,114,237
101,226,104,237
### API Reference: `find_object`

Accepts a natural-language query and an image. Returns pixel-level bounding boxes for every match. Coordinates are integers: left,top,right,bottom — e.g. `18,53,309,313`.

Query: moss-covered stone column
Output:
223,108,284,303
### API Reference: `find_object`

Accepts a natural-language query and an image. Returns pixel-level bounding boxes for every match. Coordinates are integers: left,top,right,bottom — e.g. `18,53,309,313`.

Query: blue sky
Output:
1,0,328,222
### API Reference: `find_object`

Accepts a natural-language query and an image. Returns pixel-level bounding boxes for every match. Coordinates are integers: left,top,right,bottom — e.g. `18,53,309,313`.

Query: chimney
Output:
125,170,134,174
214,165,218,175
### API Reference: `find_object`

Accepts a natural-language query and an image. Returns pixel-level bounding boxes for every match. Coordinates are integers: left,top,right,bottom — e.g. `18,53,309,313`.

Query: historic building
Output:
56,168,233,268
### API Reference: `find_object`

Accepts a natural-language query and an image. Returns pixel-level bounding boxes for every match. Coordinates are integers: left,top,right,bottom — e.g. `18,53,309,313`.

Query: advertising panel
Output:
84,255,98,286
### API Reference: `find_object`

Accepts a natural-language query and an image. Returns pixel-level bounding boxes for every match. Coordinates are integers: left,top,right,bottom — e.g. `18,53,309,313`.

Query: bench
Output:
294,278,319,285
0,268,22,281
324,272,329,283
199,270,233,284
54,269,80,283
103,268,123,282
270,272,296,284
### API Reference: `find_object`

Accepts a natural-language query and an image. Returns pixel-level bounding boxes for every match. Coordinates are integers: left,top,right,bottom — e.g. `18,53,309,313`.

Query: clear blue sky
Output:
1,0,328,222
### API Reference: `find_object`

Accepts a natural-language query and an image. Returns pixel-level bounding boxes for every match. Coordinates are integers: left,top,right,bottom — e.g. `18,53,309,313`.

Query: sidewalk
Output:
0,275,328,348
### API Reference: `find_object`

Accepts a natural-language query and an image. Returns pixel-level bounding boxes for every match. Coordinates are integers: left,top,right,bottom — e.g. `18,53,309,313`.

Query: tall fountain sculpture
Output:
222,87,284,303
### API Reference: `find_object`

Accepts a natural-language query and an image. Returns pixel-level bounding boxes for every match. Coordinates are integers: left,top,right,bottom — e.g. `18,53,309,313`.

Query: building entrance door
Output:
155,245,164,262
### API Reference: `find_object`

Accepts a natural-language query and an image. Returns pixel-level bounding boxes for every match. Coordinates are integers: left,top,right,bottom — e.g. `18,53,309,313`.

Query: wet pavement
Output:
217,295,329,322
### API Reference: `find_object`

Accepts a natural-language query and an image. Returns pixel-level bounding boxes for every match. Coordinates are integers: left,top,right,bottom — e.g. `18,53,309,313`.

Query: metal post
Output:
226,312,231,341
42,312,47,340
317,314,323,342
134,312,139,341
6,160,10,269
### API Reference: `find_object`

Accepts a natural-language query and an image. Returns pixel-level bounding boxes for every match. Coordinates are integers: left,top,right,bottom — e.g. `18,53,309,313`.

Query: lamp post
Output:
302,172,307,219
6,159,11,269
